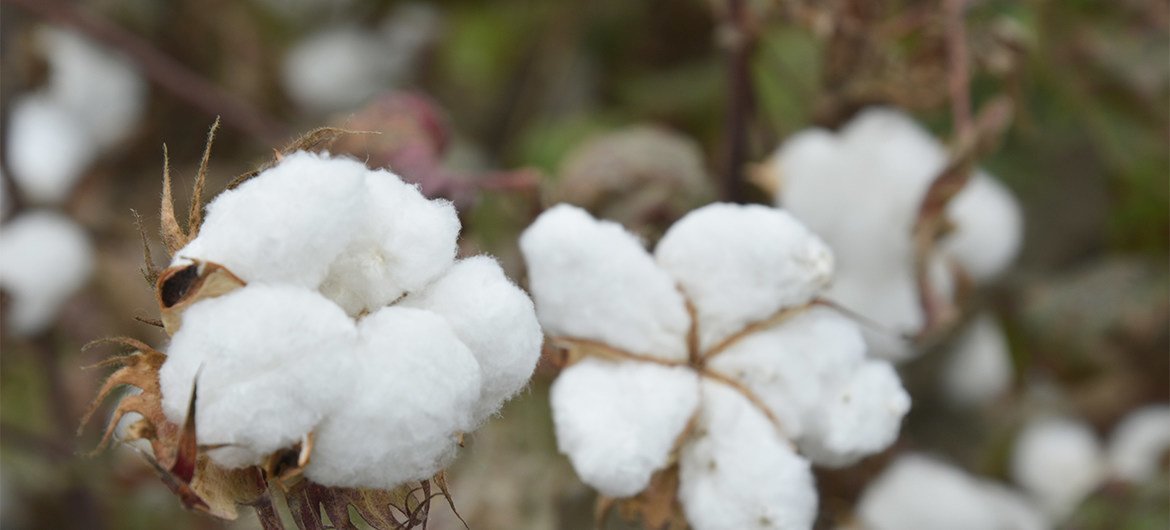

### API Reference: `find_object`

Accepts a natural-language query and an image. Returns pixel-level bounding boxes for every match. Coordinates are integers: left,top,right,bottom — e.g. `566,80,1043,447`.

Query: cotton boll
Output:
550,358,699,497
318,169,459,315
942,314,1014,406
858,454,1048,530
0,211,93,335
282,28,392,113
707,307,867,441
1107,405,1170,483
655,203,834,351
176,152,366,288
307,307,482,489
1011,417,1105,519
942,172,1023,281
520,204,690,361
7,95,97,204
678,381,817,530
38,28,146,149
799,360,910,467
398,256,541,423
159,284,357,468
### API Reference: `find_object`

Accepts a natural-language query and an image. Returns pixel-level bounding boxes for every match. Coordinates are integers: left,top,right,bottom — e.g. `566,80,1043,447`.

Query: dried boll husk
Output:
156,260,245,335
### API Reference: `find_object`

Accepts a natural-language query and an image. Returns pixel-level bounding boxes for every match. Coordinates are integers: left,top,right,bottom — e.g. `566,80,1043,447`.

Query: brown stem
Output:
252,494,287,530
720,0,756,203
2,0,287,145
945,0,972,138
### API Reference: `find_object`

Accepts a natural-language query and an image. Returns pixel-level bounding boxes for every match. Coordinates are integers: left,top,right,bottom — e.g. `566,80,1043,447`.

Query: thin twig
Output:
720,0,757,203
944,0,972,137
2,0,287,144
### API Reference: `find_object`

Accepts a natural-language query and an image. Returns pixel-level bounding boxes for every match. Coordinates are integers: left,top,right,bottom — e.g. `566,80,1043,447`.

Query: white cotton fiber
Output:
858,454,1048,530
282,27,389,112
306,307,482,489
159,284,357,468
38,28,145,150
942,314,1014,406
7,95,97,204
1011,417,1105,519
943,171,1024,281
318,169,459,315
0,211,93,335
678,381,817,530
655,203,834,351
707,307,867,441
799,360,910,467
1106,405,1170,483
769,107,1023,362
550,358,699,497
176,152,366,287
520,204,690,361
399,256,542,423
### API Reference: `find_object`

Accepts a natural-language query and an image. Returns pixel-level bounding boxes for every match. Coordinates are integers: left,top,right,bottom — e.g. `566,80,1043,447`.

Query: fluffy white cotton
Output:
769,107,1023,361
800,361,910,467
942,314,1014,406
38,28,145,149
159,284,356,468
399,256,542,423
0,211,93,335
1106,405,1170,483
318,170,459,316
7,95,97,204
520,204,690,361
679,381,817,530
307,307,482,489
942,174,1024,281
175,152,367,287
282,28,390,112
550,358,699,497
1011,417,1105,519
708,307,867,442
656,203,834,351
858,454,1048,530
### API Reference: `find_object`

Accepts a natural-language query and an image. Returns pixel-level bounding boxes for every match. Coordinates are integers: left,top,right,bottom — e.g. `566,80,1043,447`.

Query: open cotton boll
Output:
942,173,1024,281
398,256,542,423
799,361,910,467
857,454,1048,530
655,203,834,351
942,314,1014,406
550,358,699,497
678,381,816,530
282,28,393,112
1106,405,1170,483
708,307,867,441
306,307,482,490
38,28,145,150
318,170,459,316
159,284,357,468
0,211,93,335
1011,417,1105,519
175,152,366,287
7,95,97,204
520,204,690,361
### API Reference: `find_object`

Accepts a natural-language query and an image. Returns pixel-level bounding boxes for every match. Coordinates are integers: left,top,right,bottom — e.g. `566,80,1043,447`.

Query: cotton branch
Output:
719,0,757,203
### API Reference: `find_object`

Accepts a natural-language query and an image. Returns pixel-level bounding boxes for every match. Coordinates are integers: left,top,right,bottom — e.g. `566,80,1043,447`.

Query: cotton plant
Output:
854,454,1048,530
519,203,911,530
760,107,1023,363
83,128,542,529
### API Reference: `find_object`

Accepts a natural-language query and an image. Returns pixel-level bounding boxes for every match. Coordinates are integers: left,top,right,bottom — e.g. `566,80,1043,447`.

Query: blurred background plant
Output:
0,0,1165,529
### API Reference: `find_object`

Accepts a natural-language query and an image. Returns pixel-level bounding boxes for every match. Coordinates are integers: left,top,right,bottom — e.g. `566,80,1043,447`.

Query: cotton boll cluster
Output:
1010,416,1106,520
765,107,1023,361
856,454,1047,530
158,151,542,487
1106,405,1170,483
282,5,440,112
520,203,911,530
940,315,1014,406
7,27,145,204
0,211,94,335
